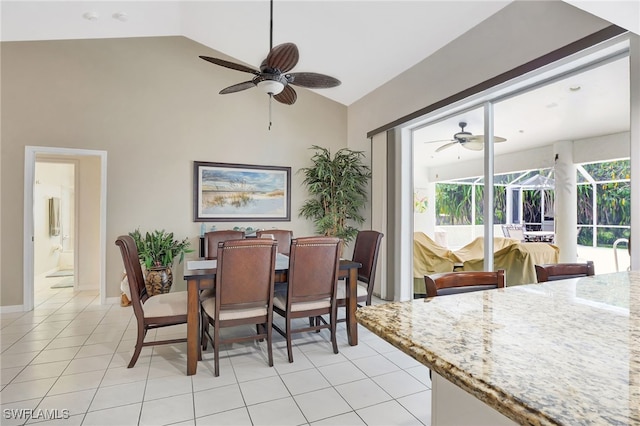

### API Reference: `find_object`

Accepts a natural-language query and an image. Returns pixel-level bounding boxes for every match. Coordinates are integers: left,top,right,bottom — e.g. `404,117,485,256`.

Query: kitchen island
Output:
356,272,639,425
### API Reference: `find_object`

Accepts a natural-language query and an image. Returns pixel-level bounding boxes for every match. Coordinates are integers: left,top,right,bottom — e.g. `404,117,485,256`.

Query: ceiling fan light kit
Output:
199,0,340,129
256,79,285,95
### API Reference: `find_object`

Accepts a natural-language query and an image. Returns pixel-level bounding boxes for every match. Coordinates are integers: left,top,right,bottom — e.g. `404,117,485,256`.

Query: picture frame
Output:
193,161,291,222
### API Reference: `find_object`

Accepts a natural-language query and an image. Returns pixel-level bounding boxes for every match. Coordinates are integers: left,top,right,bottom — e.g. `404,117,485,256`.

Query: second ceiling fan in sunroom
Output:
425,121,507,152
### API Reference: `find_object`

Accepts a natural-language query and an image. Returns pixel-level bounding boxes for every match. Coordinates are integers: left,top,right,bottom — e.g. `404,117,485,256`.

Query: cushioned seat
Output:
142,291,188,317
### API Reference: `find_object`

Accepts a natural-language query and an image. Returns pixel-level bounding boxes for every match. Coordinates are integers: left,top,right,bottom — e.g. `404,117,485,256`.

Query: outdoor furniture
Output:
272,237,342,363
534,261,595,282
424,269,505,297
414,234,560,296
115,235,188,368
200,238,277,376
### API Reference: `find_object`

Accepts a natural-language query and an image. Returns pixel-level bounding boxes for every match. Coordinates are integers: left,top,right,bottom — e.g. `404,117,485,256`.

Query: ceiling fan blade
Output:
265,43,299,73
464,135,507,143
274,85,297,105
435,141,458,153
424,138,455,145
199,56,259,75
461,141,484,151
287,72,341,88
219,81,256,94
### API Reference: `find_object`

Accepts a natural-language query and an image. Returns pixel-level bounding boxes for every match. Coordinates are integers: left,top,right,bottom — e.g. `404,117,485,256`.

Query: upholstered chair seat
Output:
142,292,188,317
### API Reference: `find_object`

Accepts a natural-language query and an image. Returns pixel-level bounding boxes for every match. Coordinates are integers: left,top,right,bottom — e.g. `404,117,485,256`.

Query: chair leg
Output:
286,317,294,363
257,324,265,342
266,322,273,367
201,309,209,351
330,309,338,355
127,325,146,368
213,323,220,377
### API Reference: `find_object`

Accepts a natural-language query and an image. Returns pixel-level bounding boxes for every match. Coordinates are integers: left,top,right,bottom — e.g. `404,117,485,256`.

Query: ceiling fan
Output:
198,0,341,128
425,121,507,152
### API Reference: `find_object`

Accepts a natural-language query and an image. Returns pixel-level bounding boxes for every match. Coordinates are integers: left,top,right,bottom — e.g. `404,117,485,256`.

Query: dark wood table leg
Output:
346,266,358,346
187,278,199,376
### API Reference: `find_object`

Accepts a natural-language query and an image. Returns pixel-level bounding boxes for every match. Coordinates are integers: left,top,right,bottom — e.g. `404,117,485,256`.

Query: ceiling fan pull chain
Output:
268,94,273,130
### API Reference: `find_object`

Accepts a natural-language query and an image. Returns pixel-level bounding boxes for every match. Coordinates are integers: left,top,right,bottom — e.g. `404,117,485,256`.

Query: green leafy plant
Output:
299,145,371,244
129,228,193,269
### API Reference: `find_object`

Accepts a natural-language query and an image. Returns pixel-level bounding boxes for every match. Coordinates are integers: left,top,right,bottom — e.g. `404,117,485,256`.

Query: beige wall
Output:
347,1,611,156
0,1,618,308
1,36,347,307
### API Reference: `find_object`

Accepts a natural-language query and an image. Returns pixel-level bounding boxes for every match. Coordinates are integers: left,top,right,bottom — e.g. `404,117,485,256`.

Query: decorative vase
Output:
145,266,173,296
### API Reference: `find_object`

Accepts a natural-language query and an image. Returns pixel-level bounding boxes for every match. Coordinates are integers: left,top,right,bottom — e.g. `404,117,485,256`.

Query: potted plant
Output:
129,228,193,296
299,145,371,245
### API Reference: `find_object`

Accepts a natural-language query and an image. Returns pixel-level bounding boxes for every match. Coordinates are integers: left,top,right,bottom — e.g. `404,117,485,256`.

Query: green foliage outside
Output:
435,160,630,248
435,183,506,225
299,145,371,244
577,160,630,246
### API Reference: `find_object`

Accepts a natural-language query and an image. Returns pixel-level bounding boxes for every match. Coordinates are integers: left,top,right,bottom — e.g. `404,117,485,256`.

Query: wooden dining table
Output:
183,255,362,375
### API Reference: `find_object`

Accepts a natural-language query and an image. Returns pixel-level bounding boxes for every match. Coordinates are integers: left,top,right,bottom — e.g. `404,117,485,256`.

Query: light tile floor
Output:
1,275,432,425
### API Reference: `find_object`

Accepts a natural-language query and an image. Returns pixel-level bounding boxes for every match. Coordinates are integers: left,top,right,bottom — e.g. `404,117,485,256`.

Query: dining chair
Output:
336,230,384,313
534,260,595,282
256,229,293,255
200,238,277,376
424,269,506,297
115,235,189,368
204,230,245,259
272,236,342,363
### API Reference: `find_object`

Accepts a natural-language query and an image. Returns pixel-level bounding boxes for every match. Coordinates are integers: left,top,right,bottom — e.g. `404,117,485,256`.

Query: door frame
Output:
24,146,108,310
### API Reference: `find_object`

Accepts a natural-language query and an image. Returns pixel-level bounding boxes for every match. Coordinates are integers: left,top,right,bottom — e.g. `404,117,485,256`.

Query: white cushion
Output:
273,292,330,312
336,281,368,300
201,297,267,320
199,288,215,301
143,291,188,318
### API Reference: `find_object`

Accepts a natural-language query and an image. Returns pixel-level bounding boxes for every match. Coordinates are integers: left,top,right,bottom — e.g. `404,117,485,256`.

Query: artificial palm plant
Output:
299,145,371,244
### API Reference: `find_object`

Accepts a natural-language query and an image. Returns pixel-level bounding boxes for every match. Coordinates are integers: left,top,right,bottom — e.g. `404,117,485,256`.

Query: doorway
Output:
23,146,108,311
34,159,77,294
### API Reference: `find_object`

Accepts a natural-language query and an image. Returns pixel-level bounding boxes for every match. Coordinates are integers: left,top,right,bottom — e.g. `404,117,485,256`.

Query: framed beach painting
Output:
193,161,291,221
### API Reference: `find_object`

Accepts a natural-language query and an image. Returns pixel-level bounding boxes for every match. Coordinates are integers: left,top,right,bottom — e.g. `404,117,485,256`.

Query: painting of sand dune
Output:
194,162,291,221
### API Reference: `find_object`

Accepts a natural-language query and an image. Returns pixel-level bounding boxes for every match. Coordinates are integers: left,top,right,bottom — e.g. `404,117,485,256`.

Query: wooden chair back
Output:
350,230,384,305
215,239,277,311
204,230,244,259
535,261,595,283
256,229,293,255
286,237,342,305
424,270,505,298
115,235,149,318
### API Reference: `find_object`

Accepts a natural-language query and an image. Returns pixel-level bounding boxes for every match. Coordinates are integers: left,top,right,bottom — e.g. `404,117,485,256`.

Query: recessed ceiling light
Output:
82,12,99,21
113,12,128,22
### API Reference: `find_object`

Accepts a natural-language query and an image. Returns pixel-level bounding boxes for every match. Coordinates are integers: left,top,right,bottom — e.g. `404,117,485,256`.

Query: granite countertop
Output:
356,272,640,425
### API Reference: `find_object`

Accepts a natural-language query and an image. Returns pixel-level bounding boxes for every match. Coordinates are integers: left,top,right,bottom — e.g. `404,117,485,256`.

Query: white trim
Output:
0,305,26,314
24,146,108,312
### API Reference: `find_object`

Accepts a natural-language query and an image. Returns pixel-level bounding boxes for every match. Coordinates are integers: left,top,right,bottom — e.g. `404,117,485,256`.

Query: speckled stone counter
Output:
356,272,640,425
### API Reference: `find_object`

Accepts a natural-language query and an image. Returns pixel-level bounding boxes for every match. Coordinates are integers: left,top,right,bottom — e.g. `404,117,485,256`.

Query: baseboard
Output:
0,305,26,313
105,296,121,305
